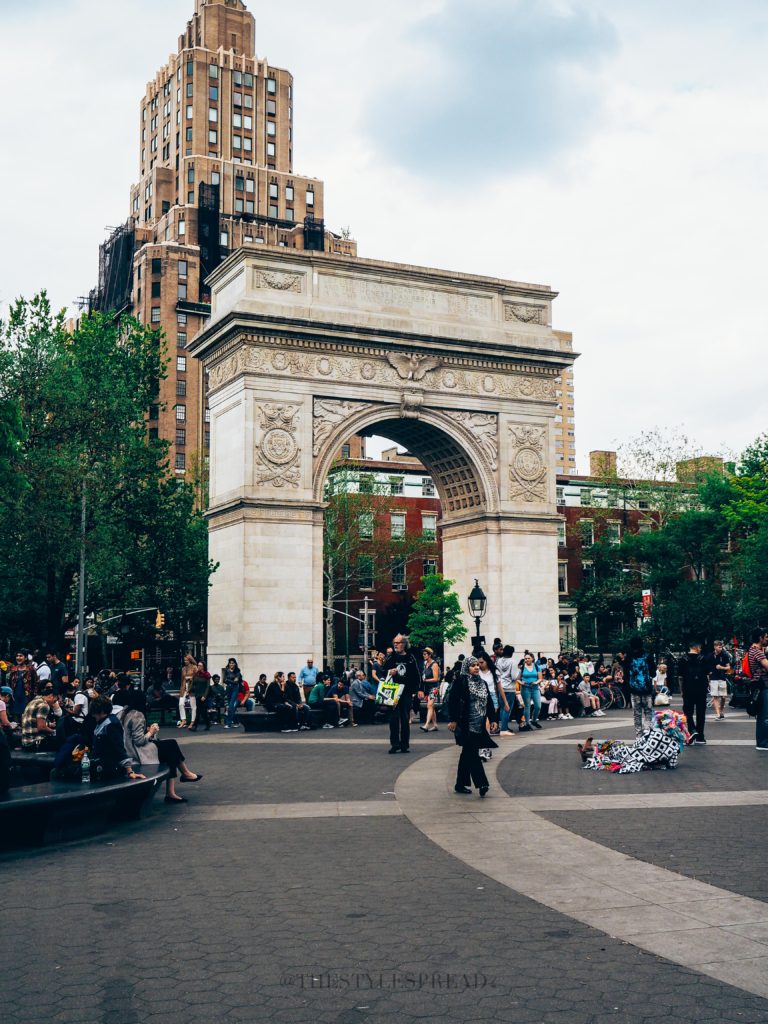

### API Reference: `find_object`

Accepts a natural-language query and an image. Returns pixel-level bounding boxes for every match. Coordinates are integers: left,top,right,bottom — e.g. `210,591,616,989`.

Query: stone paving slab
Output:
541,806,768,903
498,742,768,798
5,801,768,1024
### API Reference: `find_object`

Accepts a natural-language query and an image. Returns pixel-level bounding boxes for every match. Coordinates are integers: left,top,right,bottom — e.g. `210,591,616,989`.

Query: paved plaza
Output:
4,709,768,1024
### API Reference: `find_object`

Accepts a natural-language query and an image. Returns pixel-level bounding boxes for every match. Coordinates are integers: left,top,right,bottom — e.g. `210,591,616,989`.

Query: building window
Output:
359,556,374,591
235,198,244,213
638,521,653,534
556,486,565,505
178,219,186,236
148,404,159,421
285,185,294,202
235,175,245,191
582,561,595,584
607,522,622,545
268,204,278,219
204,408,211,423
243,136,252,153
422,478,435,497
422,514,437,540
359,513,374,540
266,121,276,137
211,171,220,185
177,332,187,348
244,94,253,109
234,70,242,86
176,428,186,446
176,380,187,397
557,520,566,545
186,127,193,142
233,134,242,150
233,112,243,129
267,77,276,94
178,282,187,300
178,260,188,278
246,200,255,214
423,559,438,577
580,521,594,547
177,312,187,325
209,129,218,144
175,453,186,471
151,308,161,324
558,562,568,594
233,91,242,107
244,72,254,88
177,356,187,373
392,560,406,590
151,257,162,275
209,85,218,101
340,444,351,459
209,64,218,79
389,476,404,496
149,427,159,441
390,513,406,540
306,190,315,207
220,230,229,248
580,489,592,507
244,115,253,131
151,281,161,299
246,178,255,193
285,208,294,221
267,142,276,157
269,183,279,198
176,406,186,422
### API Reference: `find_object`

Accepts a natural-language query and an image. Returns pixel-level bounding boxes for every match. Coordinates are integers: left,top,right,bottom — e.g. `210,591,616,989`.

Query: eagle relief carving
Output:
386,352,443,381
508,424,548,503
256,404,301,488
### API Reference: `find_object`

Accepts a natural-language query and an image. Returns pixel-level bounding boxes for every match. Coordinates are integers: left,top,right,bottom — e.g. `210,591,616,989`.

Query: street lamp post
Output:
467,579,487,651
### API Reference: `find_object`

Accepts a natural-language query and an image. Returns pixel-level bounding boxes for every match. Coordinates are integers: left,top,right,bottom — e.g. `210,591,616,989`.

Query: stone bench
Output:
0,764,169,849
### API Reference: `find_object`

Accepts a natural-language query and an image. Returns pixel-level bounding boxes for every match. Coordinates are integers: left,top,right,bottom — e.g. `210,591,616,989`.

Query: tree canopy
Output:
406,573,468,652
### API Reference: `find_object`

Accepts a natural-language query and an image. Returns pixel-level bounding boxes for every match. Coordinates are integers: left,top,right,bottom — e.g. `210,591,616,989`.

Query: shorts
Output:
709,681,728,697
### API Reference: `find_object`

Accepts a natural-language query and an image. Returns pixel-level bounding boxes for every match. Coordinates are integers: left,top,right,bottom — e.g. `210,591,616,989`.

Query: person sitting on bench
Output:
264,673,301,733
350,671,377,725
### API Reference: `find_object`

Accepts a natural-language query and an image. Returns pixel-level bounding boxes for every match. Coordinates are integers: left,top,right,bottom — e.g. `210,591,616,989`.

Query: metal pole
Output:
76,478,87,679
363,595,370,674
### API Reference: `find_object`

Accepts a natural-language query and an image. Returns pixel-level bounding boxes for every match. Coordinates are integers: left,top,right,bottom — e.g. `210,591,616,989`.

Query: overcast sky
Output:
1,0,766,469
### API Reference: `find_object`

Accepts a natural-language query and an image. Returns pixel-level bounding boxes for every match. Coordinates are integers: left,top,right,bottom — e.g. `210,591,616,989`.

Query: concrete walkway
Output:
396,719,768,1001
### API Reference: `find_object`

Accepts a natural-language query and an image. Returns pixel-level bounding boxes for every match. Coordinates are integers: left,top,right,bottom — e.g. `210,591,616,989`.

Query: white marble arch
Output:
190,247,577,679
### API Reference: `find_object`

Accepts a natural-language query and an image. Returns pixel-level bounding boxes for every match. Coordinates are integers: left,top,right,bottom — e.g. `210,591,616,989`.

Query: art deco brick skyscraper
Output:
90,0,355,479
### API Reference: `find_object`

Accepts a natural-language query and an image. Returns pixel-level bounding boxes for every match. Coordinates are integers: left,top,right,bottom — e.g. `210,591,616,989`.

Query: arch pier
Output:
190,249,577,678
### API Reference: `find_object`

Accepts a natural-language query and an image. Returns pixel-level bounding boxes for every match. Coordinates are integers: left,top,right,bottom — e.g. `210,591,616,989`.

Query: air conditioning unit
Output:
393,584,409,592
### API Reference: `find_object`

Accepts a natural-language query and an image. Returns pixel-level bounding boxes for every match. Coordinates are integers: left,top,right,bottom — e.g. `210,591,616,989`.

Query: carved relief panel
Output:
256,403,302,489
508,424,549,504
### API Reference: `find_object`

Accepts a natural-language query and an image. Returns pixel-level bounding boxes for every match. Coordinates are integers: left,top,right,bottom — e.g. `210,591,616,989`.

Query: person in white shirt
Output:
496,645,520,735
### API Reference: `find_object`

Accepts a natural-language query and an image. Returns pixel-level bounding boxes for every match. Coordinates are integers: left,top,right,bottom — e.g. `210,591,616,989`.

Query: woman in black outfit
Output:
448,656,498,798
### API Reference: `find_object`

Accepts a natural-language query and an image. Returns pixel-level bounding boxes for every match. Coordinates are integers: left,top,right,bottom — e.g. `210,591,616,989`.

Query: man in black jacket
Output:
679,642,709,745
382,635,422,754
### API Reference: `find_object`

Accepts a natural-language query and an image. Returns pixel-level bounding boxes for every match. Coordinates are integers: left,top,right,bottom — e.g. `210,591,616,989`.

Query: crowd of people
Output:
2,628,767,803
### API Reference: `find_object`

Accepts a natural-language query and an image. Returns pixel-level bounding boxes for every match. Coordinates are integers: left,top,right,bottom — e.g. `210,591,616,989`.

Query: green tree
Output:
406,573,468,652
0,293,215,652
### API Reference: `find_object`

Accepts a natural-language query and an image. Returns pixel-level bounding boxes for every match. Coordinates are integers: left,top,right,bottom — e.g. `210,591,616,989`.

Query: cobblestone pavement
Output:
4,714,768,1024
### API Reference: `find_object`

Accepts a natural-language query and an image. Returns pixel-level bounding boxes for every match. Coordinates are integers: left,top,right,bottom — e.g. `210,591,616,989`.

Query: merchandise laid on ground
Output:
3,700,768,1024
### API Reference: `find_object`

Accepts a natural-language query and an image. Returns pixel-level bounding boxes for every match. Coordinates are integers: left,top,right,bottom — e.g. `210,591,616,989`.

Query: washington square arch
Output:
190,248,577,679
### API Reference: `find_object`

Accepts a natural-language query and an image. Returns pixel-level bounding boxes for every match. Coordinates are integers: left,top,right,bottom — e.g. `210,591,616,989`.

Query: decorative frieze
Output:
255,270,303,293
504,302,547,326
451,412,499,472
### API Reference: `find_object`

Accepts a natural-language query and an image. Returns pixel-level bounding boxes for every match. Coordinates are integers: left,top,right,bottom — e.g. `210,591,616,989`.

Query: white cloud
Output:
0,0,765,468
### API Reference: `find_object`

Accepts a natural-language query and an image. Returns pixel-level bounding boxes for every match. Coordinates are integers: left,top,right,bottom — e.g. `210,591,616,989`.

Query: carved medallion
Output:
256,404,301,488
508,425,548,503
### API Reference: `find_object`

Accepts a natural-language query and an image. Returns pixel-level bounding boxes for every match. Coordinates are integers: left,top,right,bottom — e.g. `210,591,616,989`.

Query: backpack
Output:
628,656,650,693
742,653,752,678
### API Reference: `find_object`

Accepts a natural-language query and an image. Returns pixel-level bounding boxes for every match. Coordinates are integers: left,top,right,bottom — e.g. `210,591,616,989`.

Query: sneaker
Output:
499,730,514,736
280,729,299,734
322,723,334,730
532,721,542,730
299,725,311,731
223,725,231,730
558,714,566,720
695,738,707,745
338,718,349,726
756,746,768,750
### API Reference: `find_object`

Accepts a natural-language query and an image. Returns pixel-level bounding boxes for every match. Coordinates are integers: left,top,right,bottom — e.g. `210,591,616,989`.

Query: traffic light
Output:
155,610,165,630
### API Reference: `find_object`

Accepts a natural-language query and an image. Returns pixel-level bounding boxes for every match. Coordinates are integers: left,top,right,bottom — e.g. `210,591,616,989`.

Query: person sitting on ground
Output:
327,676,355,727
122,705,202,804
350,670,377,725
89,697,145,780
264,672,301,733
21,689,61,751
285,671,313,730
579,710,691,774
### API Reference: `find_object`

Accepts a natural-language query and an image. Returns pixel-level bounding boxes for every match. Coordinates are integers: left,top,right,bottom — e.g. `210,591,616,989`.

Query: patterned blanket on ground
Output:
581,710,691,774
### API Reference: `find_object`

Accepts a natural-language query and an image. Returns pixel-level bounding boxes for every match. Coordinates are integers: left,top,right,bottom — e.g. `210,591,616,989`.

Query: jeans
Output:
225,690,240,727
500,692,516,731
520,684,541,725
756,687,768,748
631,694,654,737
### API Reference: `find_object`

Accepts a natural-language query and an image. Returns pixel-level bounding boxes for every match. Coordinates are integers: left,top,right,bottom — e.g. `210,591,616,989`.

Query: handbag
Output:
375,680,405,708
